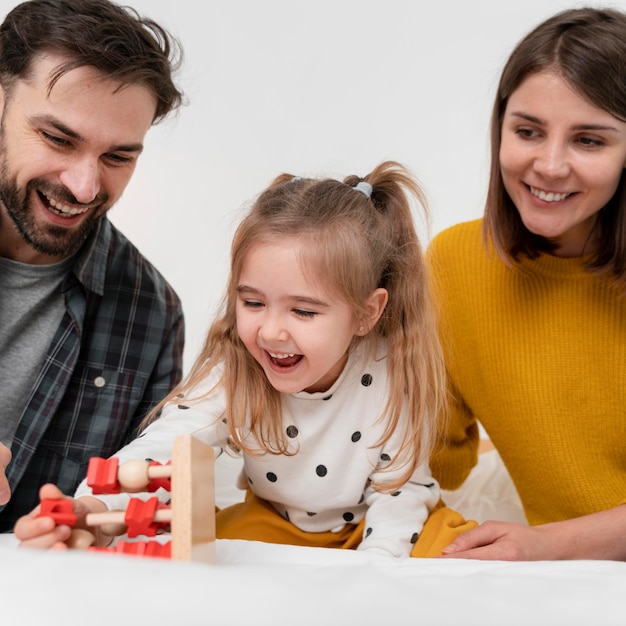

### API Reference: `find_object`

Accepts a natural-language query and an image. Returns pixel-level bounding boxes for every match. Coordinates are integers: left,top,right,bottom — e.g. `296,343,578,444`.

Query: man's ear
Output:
357,288,388,335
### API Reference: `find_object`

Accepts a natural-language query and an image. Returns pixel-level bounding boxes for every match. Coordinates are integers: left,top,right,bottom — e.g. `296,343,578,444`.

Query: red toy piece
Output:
89,540,171,559
146,460,172,492
87,457,121,494
124,497,170,537
38,499,77,526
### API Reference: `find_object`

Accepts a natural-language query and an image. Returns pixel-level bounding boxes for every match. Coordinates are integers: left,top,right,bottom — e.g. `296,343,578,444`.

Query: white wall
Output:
110,0,626,372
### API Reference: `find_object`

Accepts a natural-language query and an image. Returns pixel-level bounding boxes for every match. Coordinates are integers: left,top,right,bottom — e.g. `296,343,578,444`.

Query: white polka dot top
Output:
75,341,440,557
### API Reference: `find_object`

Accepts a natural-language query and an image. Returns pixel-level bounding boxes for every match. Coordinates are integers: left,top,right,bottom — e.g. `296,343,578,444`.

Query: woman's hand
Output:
440,505,626,561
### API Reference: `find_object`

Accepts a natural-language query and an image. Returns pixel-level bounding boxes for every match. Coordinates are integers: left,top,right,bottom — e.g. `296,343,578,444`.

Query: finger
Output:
16,519,73,550
0,445,11,505
441,523,503,554
38,483,67,502
0,480,10,506
439,546,501,560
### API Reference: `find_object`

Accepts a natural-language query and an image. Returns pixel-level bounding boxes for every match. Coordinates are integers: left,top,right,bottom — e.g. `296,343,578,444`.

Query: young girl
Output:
16,161,475,557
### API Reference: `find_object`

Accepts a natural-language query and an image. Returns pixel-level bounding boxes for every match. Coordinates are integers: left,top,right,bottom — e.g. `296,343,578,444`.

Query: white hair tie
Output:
354,181,373,198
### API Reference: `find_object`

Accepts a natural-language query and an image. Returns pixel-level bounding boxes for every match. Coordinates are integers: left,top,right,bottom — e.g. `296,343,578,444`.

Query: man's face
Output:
0,52,157,263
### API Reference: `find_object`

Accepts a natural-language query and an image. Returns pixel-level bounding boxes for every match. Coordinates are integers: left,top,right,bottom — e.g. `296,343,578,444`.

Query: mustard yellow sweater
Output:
427,219,626,525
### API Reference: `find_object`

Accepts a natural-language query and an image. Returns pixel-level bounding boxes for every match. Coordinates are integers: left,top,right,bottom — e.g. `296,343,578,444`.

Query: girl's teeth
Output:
269,352,295,359
530,187,570,202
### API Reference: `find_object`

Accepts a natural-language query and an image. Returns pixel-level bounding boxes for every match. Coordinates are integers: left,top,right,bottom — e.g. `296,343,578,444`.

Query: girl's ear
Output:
357,288,388,335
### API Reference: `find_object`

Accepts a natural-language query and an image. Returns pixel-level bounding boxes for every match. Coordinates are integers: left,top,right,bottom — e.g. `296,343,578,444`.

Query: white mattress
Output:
3,449,624,625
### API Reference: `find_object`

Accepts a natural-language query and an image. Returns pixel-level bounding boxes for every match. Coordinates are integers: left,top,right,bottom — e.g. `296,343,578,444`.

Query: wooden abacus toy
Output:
38,434,216,564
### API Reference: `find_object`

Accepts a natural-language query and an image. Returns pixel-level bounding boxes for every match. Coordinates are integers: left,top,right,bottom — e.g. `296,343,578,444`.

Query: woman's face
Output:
500,70,626,257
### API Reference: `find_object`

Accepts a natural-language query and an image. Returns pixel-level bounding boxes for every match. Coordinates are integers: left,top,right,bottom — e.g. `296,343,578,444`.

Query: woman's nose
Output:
533,140,571,180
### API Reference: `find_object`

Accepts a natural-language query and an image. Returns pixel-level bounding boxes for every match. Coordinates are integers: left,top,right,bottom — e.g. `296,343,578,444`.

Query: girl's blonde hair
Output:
145,161,446,489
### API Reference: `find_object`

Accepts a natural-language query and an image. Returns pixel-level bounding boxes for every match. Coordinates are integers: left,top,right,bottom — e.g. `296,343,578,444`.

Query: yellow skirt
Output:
216,490,477,558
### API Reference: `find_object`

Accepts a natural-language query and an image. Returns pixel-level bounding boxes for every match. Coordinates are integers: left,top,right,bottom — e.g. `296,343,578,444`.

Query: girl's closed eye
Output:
242,299,264,309
293,308,316,319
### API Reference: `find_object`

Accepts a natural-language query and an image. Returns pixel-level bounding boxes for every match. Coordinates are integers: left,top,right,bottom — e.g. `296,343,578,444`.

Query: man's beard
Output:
0,160,105,259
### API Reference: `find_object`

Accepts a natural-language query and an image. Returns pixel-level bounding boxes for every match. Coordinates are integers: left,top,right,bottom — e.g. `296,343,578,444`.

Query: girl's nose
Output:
258,313,289,342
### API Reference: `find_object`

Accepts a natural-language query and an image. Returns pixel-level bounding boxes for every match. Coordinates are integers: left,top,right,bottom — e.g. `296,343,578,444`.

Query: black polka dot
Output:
365,527,373,538
343,512,355,522
222,418,227,424
361,374,373,386
391,491,401,497
351,431,361,443
410,532,419,544
286,425,299,438
307,511,317,517
315,465,328,477
322,395,333,401
177,404,189,410
380,453,391,462
266,472,277,482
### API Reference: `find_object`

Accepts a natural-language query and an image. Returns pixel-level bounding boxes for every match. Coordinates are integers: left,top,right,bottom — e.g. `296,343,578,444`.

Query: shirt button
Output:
94,376,106,388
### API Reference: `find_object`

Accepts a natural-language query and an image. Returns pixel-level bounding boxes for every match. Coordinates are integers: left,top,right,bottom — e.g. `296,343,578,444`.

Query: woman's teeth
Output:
530,186,570,202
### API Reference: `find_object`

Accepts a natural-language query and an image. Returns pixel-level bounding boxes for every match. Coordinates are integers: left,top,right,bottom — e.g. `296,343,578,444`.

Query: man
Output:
0,0,186,531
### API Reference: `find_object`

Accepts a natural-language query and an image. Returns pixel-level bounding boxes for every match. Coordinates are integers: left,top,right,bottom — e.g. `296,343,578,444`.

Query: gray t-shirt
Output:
0,255,73,446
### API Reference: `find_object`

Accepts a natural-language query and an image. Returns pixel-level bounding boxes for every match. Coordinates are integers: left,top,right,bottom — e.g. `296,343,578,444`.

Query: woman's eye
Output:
578,136,603,148
514,127,537,139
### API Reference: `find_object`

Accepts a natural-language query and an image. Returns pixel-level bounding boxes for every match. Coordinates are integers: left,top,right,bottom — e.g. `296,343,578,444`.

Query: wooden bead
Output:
117,460,150,492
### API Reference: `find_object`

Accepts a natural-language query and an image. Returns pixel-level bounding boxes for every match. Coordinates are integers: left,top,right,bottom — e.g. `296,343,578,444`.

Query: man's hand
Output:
0,443,11,505
13,484,112,550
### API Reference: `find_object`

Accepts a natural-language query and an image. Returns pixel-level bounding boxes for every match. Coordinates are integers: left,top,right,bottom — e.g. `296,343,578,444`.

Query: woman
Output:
428,7,626,561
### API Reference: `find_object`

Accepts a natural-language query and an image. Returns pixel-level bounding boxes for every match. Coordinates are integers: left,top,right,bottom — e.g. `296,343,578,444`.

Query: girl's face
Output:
236,241,360,394
500,70,626,257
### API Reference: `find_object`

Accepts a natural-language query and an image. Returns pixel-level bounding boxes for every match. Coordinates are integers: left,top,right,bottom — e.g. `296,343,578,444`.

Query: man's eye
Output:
41,131,69,146
106,153,134,165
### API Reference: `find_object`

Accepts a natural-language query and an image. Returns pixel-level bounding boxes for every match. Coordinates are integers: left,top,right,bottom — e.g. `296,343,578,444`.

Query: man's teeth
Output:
46,194,89,216
269,352,295,359
530,187,570,202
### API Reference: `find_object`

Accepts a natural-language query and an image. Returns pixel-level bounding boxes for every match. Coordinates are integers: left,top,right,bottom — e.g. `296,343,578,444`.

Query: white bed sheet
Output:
2,535,625,625
3,449,624,625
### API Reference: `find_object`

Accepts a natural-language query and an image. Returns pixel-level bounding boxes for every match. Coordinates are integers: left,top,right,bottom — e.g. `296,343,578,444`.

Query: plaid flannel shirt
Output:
0,218,184,531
